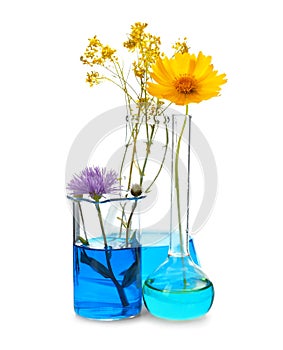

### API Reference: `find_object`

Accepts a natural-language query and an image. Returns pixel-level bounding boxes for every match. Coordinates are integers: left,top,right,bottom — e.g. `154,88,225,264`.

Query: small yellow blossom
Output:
136,98,149,104
124,22,161,80
172,38,190,54
123,22,148,51
81,35,116,67
86,71,102,87
89,36,101,47
101,46,117,60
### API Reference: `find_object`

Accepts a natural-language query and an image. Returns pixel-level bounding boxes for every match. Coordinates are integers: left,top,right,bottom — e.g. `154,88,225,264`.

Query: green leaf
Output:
122,260,140,288
78,236,89,245
116,217,127,228
129,230,139,245
80,249,111,278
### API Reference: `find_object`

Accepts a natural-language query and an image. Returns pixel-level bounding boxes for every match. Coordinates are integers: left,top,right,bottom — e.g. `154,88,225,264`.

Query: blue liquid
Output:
141,236,199,283
143,281,214,320
73,242,142,320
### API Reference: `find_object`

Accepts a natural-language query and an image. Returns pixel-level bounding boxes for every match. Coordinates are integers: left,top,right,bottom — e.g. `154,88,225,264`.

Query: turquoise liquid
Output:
143,281,214,320
142,254,214,320
73,241,142,320
141,234,199,283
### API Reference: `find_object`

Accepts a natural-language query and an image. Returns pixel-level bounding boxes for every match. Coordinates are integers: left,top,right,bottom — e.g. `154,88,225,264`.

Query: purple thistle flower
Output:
67,166,121,200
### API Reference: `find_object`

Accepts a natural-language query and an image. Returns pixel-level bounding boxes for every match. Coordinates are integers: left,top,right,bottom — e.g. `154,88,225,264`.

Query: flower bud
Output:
130,184,142,197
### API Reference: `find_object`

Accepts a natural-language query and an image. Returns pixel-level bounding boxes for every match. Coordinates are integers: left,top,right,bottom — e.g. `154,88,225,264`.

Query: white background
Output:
1,0,283,349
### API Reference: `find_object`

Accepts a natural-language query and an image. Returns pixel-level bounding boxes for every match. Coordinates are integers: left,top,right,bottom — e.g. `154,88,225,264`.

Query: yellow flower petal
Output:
147,52,227,106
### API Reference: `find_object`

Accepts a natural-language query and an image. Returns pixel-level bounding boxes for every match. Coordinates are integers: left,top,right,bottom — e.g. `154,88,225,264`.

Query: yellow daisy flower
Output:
147,52,227,105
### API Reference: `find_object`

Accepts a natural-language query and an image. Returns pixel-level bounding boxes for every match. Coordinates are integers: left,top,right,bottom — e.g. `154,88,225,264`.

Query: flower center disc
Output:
174,76,197,95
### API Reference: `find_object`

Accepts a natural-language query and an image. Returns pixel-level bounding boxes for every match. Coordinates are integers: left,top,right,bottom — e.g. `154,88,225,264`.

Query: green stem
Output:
78,202,89,245
119,118,142,191
113,61,139,100
118,203,127,237
103,77,136,104
174,110,190,287
144,122,169,193
119,134,133,187
127,122,139,191
103,64,139,101
118,110,142,236
104,248,129,307
185,104,189,116
175,116,187,255
94,202,129,306
125,200,138,247
140,124,155,187
95,203,108,248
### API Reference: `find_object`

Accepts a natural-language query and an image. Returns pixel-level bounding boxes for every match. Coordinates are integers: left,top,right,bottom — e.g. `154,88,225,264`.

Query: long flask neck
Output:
169,114,192,257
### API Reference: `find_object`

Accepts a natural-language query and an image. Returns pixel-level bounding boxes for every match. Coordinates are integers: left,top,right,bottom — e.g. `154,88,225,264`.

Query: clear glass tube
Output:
169,114,192,257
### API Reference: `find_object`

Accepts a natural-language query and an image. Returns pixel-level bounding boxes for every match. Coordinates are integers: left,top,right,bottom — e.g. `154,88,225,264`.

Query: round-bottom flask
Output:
143,254,214,320
143,114,214,321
